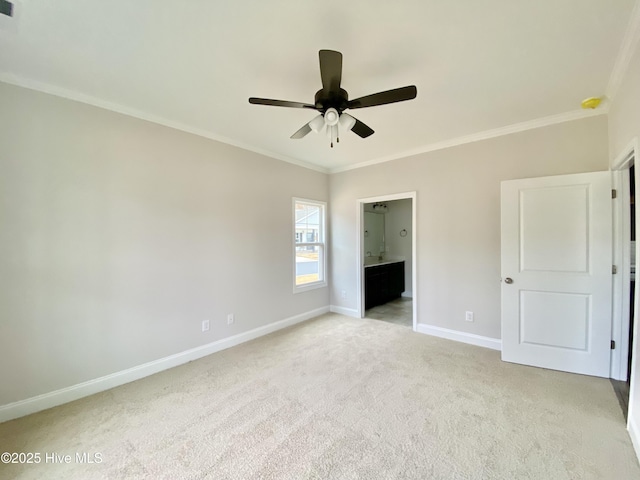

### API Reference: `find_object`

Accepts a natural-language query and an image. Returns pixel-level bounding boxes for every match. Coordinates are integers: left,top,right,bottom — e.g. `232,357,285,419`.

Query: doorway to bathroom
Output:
611,144,638,420
357,192,417,330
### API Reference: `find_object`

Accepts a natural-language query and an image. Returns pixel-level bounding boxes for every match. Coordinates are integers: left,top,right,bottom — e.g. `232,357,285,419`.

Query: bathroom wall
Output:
384,199,413,296
363,209,385,260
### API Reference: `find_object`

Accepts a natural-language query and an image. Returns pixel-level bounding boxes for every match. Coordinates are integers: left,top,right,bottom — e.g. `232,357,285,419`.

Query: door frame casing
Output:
356,191,417,330
611,137,639,381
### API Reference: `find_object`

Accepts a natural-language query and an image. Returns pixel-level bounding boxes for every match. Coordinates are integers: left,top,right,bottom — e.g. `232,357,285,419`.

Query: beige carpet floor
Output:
1,313,639,479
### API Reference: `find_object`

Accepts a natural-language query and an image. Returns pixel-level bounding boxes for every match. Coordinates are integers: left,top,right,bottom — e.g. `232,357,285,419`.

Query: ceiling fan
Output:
248,50,417,147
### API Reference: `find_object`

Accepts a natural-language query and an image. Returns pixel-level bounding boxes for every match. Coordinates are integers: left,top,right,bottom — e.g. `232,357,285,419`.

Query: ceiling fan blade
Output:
351,117,375,138
291,122,313,139
249,97,315,109
347,85,417,109
319,50,342,94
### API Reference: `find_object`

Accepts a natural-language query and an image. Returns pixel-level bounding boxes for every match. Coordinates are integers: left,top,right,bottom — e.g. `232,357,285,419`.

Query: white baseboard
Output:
329,305,360,318
416,323,502,351
0,306,329,423
629,411,640,465
401,291,413,298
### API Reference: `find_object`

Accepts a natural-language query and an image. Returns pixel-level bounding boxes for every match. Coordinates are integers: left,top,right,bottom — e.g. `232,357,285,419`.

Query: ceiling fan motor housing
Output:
314,88,349,113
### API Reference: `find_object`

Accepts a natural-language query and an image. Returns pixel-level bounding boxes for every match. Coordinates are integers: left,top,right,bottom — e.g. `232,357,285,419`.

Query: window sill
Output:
293,280,327,294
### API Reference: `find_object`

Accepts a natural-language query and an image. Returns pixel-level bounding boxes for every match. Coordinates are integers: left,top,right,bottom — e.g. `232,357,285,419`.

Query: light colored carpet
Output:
1,313,638,479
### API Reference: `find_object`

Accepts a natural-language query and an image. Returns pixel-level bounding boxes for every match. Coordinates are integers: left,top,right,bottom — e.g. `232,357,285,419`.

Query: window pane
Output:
295,203,321,244
295,245,322,285
293,198,326,291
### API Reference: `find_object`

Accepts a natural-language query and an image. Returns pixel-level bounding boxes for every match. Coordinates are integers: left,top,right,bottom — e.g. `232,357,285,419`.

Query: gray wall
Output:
0,82,329,405
608,40,640,450
329,115,609,339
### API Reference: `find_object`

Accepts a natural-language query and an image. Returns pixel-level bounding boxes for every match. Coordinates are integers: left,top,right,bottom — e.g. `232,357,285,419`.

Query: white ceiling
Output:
0,0,638,172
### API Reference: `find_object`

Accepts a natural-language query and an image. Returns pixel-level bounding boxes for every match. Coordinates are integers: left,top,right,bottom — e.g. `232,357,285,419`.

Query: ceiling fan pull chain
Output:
331,124,338,148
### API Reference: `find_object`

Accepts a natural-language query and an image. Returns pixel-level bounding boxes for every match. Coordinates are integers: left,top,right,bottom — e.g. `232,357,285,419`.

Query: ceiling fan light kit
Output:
309,115,325,133
324,108,339,125
339,113,356,131
249,50,417,148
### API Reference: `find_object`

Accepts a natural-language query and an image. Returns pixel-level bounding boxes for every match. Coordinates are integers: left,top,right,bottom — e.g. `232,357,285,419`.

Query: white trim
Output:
0,306,329,423
0,75,328,174
416,323,502,351
629,414,640,466
411,199,418,331
356,192,418,332
627,138,640,455
605,0,640,102
358,191,417,204
329,305,360,318
356,204,365,317
292,279,327,293
610,168,632,380
610,139,638,382
330,108,607,174
0,76,610,177
401,291,413,298
612,137,640,171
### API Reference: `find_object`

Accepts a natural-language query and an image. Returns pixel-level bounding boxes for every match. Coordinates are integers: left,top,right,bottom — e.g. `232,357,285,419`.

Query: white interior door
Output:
501,171,612,377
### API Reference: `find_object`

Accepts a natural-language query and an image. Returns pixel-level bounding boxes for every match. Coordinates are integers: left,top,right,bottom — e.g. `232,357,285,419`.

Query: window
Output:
293,198,327,291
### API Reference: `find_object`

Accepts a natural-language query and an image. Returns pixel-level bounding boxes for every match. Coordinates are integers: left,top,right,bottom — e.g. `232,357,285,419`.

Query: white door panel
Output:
501,171,612,377
519,185,589,273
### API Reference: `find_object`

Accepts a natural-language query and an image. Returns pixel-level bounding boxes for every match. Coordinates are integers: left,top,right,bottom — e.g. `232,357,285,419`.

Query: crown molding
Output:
605,0,640,102
0,72,611,176
0,74,329,174
329,107,608,174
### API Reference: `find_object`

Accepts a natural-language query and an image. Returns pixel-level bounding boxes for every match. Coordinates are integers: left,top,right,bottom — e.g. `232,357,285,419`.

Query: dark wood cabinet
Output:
365,261,405,310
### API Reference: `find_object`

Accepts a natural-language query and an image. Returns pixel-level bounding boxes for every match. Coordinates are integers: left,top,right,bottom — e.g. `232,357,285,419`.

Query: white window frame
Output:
293,197,327,293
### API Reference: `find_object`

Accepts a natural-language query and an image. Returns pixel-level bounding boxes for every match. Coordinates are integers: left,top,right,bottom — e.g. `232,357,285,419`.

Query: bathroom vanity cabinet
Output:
364,261,405,309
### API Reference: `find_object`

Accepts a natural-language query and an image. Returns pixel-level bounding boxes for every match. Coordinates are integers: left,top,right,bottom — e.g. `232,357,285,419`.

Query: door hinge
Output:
612,189,617,199
612,265,617,274
611,340,616,350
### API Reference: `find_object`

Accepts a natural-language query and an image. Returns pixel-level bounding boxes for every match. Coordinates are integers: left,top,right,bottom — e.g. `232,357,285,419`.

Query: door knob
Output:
504,277,513,284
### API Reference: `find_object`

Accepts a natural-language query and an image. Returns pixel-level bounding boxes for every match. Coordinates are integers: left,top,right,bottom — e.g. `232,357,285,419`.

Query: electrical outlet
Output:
202,319,210,332
341,290,347,299
465,311,474,322
227,314,234,325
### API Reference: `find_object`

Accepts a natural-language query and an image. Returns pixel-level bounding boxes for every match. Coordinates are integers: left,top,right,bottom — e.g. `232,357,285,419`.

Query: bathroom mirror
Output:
364,212,385,261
